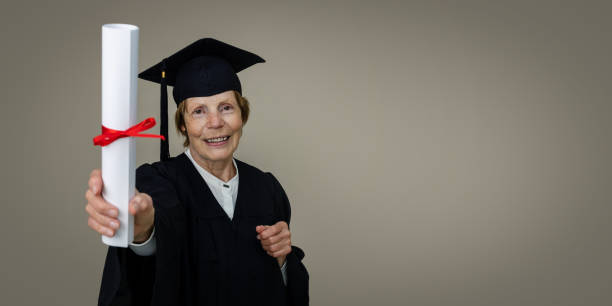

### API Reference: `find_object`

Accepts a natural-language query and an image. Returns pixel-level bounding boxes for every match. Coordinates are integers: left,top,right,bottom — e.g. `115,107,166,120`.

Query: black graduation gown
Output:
97,153,309,306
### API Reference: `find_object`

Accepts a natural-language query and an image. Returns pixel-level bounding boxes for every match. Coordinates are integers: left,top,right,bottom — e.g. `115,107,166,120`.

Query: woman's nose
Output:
206,112,223,128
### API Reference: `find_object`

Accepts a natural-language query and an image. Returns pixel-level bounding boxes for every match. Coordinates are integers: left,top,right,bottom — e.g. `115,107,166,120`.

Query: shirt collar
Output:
185,148,239,188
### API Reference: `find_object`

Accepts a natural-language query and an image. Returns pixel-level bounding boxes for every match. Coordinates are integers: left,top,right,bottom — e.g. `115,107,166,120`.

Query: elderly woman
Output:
85,38,309,306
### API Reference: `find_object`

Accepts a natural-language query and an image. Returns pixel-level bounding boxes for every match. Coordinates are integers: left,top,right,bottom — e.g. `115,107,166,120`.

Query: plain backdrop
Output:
1,1,611,305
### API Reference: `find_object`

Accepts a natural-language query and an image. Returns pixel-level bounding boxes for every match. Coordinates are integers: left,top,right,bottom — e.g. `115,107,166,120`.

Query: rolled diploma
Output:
101,24,139,247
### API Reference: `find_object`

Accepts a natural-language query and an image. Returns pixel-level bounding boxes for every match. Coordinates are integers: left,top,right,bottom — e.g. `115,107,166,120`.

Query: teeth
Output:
206,136,229,143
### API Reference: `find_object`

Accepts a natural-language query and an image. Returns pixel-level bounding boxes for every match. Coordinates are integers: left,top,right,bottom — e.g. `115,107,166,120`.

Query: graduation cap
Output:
139,38,265,161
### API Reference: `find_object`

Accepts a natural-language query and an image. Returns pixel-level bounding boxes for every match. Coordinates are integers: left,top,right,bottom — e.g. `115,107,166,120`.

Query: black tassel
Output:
160,59,170,161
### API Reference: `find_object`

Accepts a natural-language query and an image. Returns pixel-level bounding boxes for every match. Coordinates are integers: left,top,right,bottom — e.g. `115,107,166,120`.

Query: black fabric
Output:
172,56,241,103
98,154,309,306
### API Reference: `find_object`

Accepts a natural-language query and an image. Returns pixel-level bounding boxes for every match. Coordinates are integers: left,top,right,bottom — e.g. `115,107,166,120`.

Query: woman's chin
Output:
190,140,238,163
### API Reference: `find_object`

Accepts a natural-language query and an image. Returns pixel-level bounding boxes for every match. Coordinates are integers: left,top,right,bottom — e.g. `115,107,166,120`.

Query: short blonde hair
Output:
174,90,250,147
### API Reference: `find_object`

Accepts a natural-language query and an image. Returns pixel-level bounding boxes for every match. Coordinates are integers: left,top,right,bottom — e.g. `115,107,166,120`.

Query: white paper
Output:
100,24,139,247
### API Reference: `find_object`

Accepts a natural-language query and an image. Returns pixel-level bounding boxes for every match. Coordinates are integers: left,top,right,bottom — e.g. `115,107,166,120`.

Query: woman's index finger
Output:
260,224,282,239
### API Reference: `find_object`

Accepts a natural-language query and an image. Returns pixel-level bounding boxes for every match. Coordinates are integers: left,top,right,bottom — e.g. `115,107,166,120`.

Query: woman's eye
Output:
191,108,205,118
221,105,233,112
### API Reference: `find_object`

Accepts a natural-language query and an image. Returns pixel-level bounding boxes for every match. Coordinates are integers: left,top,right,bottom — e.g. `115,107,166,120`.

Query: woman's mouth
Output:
204,135,230,146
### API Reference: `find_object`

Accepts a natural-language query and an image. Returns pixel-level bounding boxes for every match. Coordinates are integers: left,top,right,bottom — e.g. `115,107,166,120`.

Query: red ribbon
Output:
93,117,166,147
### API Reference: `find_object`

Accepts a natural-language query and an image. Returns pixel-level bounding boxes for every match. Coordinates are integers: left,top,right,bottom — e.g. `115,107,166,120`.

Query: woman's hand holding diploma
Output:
85,169,155,243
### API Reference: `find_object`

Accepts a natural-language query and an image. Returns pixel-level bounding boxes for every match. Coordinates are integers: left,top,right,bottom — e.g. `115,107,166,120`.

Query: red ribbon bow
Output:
93,117,166,147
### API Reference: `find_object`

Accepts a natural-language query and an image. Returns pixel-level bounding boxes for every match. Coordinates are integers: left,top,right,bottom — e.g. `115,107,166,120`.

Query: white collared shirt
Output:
129,149,287,284
185,148,239,220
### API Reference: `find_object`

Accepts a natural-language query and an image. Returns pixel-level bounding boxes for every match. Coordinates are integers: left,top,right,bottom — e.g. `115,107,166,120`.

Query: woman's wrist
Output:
277,255,287,268
133,226,154,243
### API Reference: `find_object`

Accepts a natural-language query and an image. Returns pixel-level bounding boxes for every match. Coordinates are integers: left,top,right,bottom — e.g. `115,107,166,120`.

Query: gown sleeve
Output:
266,173,310,306
98,162,186,306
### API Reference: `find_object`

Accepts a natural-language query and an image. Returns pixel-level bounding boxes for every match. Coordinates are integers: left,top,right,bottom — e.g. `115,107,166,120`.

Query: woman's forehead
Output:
186,91,237,108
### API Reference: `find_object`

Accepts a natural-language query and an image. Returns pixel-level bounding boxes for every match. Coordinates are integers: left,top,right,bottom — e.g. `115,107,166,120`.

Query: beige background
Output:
1,0,611,305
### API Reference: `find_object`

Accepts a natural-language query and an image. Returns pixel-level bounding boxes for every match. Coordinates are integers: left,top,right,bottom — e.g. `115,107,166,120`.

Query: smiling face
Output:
181,90,243,168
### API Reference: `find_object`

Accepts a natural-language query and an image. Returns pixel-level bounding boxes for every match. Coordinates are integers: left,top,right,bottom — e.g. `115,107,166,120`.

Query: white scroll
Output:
100,24,139,247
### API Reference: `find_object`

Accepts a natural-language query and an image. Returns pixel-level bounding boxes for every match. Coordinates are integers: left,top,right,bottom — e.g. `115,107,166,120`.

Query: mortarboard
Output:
138,38,265,161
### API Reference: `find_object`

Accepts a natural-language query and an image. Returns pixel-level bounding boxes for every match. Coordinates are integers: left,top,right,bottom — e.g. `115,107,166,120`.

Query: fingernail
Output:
92,186,98,194
110,221,119,229
105,229,113,237
107,209,118,217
